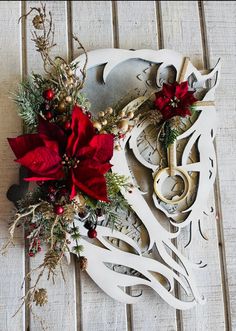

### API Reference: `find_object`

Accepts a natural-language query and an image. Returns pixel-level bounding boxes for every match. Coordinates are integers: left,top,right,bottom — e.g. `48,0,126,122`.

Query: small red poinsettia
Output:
8,106,114,202
154,81,197,121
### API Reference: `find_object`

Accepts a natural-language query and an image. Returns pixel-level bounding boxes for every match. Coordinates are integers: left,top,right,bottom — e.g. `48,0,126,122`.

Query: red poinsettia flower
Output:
154,81,197,121
8,106,114,202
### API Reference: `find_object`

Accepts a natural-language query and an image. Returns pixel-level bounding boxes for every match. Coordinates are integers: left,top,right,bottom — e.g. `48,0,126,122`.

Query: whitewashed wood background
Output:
0,1,235,330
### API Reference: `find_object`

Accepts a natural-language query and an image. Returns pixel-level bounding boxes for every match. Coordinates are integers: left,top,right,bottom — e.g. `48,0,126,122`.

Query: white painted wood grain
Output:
204,1,236,329
161,1,226,330
71,0,114,56
72,2,128,330
25,2,77,330
0,2,25,330
116,0,158,50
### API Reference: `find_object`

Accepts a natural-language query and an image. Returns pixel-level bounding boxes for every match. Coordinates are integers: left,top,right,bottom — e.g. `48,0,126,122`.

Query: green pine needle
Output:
162,121,179,148
13,77,44,132
73,245,83,253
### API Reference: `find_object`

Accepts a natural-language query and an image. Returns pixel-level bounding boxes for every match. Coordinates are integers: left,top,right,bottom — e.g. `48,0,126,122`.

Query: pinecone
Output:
44,250,60,271
79,256,88,271
145,109,162,125
32,15,44,30
33,288,48,306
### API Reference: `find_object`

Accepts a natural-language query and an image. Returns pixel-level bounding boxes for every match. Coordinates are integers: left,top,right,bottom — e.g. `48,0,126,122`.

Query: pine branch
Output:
13,78,44,132
161,121,179,148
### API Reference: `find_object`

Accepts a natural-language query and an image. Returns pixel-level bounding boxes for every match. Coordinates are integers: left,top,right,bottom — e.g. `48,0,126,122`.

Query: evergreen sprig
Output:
162,121,179,148
105,172,131,196
13,77,44,132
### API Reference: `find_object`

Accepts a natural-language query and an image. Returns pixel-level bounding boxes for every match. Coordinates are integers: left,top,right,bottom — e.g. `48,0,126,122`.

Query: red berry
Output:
28,251,35,257
38,247,42,252
54,204,64,215
44,111,53,120
43,88,55,101
119,133,125,139
64,121,71,130
88,229,97,239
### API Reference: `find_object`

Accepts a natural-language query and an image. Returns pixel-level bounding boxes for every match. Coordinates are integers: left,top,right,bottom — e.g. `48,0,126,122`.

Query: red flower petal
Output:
162,83,176,98
17,146,62,177
88,134,114,163
154,95,170,110
24,171,64,181
38,117,67,149
77,145,96,160
8,134,43,159
175,81,189,99
67,106,95,156
159,105,172,120
182,92,197,105
71,165,109,202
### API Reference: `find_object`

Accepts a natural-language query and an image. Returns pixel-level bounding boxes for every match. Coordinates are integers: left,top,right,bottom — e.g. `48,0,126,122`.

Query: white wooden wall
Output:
0,1,235,330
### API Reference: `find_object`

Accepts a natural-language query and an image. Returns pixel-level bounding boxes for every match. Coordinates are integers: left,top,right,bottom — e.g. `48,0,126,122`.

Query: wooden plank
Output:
0,1,25,330
25,2,77,330
71,0,113,57
116,0,158,50
203,1,236,329
115,2,178,330
71,2,128,330
161,1,226,330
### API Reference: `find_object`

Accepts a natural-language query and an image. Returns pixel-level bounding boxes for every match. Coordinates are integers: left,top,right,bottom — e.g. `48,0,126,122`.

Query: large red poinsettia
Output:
154,81,197,121
8,106,114,202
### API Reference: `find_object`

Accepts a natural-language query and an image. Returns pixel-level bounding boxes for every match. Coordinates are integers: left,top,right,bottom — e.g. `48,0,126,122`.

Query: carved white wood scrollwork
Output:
70,49,221,309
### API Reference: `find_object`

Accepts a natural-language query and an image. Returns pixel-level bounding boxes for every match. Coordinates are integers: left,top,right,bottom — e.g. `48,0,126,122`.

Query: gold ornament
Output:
118,110,125,118
105,107,113,114
67,68,73,77
127,111,134,119
98,111,105,117
117,119,129,132
65,96,72,103
93,121,102,131
60,91,67,98
101,119,107,126
58,101,66,113
65,77,74,86
115,145,122,151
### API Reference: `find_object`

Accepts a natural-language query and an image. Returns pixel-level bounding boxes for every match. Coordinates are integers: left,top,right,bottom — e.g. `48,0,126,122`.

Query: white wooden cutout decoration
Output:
70,49,221,309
